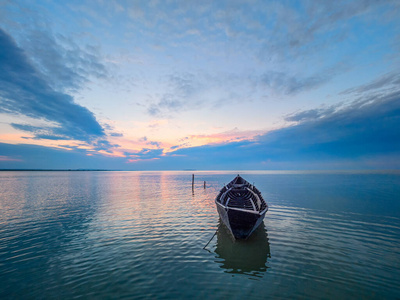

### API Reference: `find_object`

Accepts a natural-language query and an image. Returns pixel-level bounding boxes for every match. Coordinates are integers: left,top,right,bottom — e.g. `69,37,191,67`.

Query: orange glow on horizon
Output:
1,125,266,163
162,129,265,153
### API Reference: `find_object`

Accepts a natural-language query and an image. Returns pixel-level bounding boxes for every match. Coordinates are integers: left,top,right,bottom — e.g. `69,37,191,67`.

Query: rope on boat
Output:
203,224,219,250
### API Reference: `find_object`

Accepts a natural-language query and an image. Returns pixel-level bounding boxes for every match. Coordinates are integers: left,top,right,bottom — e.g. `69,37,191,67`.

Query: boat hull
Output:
217,204,266,239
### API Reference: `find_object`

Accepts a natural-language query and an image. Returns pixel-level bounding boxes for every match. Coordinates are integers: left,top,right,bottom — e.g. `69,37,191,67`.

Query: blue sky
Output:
0,0,399,170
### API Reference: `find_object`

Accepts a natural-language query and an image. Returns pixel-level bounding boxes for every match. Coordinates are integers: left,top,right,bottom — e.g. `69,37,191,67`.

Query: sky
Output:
0,0,400,170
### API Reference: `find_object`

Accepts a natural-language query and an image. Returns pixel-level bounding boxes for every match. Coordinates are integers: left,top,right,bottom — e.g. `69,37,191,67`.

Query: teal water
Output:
0,171,399,299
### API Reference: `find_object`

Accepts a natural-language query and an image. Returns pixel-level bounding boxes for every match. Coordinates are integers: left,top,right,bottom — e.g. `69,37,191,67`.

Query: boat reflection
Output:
214,221,271,278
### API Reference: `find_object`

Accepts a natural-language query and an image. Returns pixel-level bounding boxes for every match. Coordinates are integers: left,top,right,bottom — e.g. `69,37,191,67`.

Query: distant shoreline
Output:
0,169,111,171
0,169,399,173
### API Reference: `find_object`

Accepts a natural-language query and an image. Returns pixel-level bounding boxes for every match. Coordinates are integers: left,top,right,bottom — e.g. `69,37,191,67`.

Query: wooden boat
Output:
215,175,268,239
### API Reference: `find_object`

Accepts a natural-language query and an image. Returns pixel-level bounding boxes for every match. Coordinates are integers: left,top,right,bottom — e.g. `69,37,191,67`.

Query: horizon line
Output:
1,169,399,173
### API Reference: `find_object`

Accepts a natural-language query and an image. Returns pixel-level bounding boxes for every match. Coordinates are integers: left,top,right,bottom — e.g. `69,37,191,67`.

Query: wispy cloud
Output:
20,30,107,93
284,107,337,123
260,63,347,96
258,0,399,61
126,148,164,162
341,71,400,97
146,63,346,116
170,128,265,150
147,72,202,116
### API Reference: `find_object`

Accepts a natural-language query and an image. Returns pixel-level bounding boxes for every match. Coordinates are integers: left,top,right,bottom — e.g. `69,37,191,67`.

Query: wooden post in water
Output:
204,181,206,189
192,174,194,190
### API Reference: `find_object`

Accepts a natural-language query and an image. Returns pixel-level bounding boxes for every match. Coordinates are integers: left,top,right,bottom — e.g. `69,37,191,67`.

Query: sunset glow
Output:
1,1,399,170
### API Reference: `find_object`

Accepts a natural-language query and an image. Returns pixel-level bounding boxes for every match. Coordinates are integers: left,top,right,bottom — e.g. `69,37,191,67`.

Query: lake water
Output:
1,171,399,299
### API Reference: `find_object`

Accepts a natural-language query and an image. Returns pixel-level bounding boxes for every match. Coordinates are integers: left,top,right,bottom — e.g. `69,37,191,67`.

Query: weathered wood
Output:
214,175,268,239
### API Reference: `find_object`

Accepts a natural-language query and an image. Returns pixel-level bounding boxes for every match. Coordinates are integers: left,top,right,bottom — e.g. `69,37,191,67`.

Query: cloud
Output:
259,93,400,159
120,0,391,56
77,0,397,116
147,94,183,116
147,73,201,116
136,136,161,148
260,64,345,95
102,123,124,138
1,89,399,170
260,62,350,100
1,1,399,170
162,90,400,169
92,140,120,152
0,142,126,170
285,107,337,123
258,0,399,61
180,128,265,147
110,132,123,137
0,28,105,142
147,60,347,116
148,141,161,148
20,29,107,93
341,71,400,97
126,148,164,162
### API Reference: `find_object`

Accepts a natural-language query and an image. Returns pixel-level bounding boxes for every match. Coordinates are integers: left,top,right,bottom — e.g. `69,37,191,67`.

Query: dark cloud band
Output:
0,28,105,142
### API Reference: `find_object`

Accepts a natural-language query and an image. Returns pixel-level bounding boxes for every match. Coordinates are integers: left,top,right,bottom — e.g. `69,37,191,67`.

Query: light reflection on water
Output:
0,171,400,299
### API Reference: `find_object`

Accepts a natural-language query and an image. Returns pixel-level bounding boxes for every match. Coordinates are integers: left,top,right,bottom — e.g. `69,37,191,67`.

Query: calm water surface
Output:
1,171,399,299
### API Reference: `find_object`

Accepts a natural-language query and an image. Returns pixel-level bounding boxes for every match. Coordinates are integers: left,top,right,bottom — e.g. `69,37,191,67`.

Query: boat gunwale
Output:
215,201,268,215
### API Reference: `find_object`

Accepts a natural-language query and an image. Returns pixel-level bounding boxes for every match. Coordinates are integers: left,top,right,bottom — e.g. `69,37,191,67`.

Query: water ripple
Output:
0,171,399,299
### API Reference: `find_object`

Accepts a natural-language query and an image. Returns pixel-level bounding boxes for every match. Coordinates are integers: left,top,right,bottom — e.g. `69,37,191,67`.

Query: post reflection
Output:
214,221,271,278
